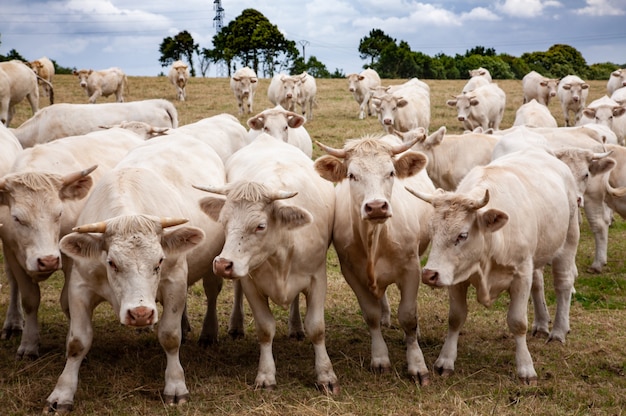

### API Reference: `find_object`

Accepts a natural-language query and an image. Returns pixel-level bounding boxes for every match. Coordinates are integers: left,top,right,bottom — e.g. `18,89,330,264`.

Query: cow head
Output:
196,181,311,279
582,105,626,129
371,94,408,128
60,215,203,327
73,69,92,89
247,106,305,143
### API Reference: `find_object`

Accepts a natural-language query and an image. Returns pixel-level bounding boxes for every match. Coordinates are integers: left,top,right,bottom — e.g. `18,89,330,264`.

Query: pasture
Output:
1,74,625,415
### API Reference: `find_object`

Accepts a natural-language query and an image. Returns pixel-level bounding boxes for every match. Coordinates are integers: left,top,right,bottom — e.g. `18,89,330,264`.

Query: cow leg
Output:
435,282,469,377
197,274,223,347
380,293,391,327
584,198,611,273
88,90,102,104
1,263,24,339
508,267,537,385
530,267,551,337
26,91,39,116
397,277,429,385
228,280,245,339
247,96,253,114
288,294,304,340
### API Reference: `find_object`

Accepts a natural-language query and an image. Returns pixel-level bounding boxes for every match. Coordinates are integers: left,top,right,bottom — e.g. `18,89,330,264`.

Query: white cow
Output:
0,60,39,127
371,78,431,133
0,129,145,359
513,99,558,128
267,74,300,112
607,69,626,96
196,133,338,393
462,67,491,94
230,67,258,115
604,144,626,219
522,70,560,106
314,134,434,385
246,105,312,157
447,83,506,131
27,56,54,104
296,71,317,121
44,133,227,412
579,95,626,145
611,86,626,105
347,68,381,119
407,148,580,385
469,67,492,82
557,75,590,127
168,60,189,102
73,67,128,103
12,99,178,148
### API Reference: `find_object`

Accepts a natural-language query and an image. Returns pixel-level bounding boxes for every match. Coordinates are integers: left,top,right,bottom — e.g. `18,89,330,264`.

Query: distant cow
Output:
557,75,590,126
296,71,317,120
607,69,626,96
267,73,300,111
447,83,506,131
407,148,580,385
513,99,558,128
612,86,626,105
372,78,431,133
462,67,491,94
522,71,559,106
347,68,381,119
0,60,39,127
73,67,128,103
230,67,258,115
168,60,189,101
27,57,54,104
314,133,434,385
579,95,626,146
12,99,178,148
246,105,312,157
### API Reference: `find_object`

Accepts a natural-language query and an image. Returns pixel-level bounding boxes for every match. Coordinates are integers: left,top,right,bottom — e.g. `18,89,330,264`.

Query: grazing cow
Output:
407,148,580,384
0,129,145,359
314,134,434,385
296,71,317,120
27,57,54,104
73,67,127,103
394,126,498,191
447,83,506,131
372,78,431,133
44,133,227,412
462,67,491,94
522,70,559,106
197,133,338,393
557,75,590,126
267,73,300,111
12,99,178,148
246,105,312,157
230,67,258,115
168,60,189,101
579,95,626,146
513,99,558,128
0,60,39,127
347,68,381,119
607,69,626,96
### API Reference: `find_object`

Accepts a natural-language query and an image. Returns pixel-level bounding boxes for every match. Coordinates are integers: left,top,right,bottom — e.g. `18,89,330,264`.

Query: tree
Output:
358,29,395,67
464,46,496,57
521,44,589,78
291,55,331,78
0,48,27,62
158,30,198,76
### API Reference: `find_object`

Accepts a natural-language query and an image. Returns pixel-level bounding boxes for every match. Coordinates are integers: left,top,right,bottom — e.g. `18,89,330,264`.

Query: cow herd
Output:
1,62,626,413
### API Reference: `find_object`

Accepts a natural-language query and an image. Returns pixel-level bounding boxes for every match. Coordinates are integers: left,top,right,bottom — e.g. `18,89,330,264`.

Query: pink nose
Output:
37,255,60,272
364,200,389,219
126,306,154,326
213,257,234,278
422,269,439,286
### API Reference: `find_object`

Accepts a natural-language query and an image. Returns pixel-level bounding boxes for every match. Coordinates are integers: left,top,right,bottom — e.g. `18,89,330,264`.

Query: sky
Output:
1,0,625,77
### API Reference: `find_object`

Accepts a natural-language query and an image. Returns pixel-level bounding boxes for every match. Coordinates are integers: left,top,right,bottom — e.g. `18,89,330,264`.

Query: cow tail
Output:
49,85,54,105
366,225,384,299
124,75,130,97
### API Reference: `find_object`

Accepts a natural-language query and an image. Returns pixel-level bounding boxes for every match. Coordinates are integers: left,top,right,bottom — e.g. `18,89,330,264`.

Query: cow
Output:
44,132,227,412
607,69,626,96
447,83,506,131
407,147,580,385
246,105,312,157
557,75,590,127
371,78,431,133
314,133,434,386
296,71,317,121
611,86,626,105
0,129,146,359
12,99,178,148
604,144,626,220
0,60,39,127
579,95,626,146
27,57,54,104
462,67,491,94
73,67,128,103
347,68,381,119
469,67,492,82
168,60,189,102
513,99,558,128
393,126,498,191
196,133,338,393
522,70,559,106
230,67,258,115
267,73,300,112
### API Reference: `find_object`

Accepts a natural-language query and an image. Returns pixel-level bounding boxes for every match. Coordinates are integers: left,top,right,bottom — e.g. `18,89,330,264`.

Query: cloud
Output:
496,0,562,18
574,0,626,16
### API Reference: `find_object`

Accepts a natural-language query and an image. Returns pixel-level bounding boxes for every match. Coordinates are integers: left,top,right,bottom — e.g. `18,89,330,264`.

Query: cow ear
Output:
286,113,305,128
397,98,409,108
582,108,596,118
395,151,428,179
59,233,104,260
613,106,626,117
314,155,347,182
247,116,265,130
273,204,312,230
590,157,616,176
424,126,446,147
581,83,589,89
446,99,457,107
469,98,480,106
562,84,571,90
478,209,508,233
198,196,226,222
60,176,93,201
162,226,205,256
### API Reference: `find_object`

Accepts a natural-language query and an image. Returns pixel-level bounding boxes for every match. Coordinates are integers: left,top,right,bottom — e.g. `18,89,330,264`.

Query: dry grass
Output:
1,75,625,415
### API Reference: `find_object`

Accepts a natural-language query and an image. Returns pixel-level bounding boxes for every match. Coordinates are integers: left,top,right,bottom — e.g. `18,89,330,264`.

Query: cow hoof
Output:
197,335,218,348
228,329,245,340
519,376,538,386
16,350,39,361
316,381,340,395
531,328,549,338
371,364,392,374
255,382,277,391
163,393,190,406
412,372,430,386
289,330,305,341
435,366,454,378
586,265,602,274
1,327,22,340
43,402,73,414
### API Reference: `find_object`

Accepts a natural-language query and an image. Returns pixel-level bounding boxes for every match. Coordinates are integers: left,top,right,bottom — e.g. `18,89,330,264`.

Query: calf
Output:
230,67,258,115
168,60,189,101
73,67,128,103
347,68,381,119
267,74,300,112
557,75,589,126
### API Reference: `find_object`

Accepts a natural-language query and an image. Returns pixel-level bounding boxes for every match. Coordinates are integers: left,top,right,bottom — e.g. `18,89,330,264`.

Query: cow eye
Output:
154,257,163,273
107,259,118,272
256,223,266,232
12,215,24,226
348,173,356,181
455,232,468,246
389,171,395,178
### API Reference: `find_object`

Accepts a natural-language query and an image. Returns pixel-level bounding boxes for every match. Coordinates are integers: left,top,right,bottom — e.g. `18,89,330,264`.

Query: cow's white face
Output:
372,96,406,127
74,70,91,88
447,95,475,122
583,105,626,130
280,77,299,101
347,74,361,93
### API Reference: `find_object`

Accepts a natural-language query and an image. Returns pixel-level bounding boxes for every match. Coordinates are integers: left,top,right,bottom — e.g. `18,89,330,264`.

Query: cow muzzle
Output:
213,256,234,279
422,268,442,287
36,254,61,273
125,306,155,327
363,199,391,222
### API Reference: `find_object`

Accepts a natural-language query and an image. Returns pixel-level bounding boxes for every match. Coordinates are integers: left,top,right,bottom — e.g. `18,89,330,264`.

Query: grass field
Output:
1,74,625,415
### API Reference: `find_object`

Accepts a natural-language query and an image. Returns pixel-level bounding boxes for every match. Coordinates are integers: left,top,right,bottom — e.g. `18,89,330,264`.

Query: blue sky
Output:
2,0,625,77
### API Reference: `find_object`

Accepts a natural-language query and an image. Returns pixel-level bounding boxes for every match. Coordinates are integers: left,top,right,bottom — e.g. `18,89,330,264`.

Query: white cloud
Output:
496,0,562,18
574,0,626,16
460,7,501,22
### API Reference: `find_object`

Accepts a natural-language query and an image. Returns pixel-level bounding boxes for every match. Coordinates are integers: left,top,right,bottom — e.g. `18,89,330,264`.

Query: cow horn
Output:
192,184,228,195
62,165,98,185
592,150,613,160
404,186,434,204
160,217,189,228
390,137,419,155
316,141,346,158
470,189,490,209
73,221,107,233
269,190,298,201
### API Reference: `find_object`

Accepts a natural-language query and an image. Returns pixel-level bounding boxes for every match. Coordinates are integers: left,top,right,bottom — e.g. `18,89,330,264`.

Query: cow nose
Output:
286,93,292,98
550,91,556,96
365,200,389,218
573,96,579,102
349,87,355,92
458,116,465,121
127,306,155,327
213,257,234,278
422,269,439,286
37,255,60,272
383,118,392,125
